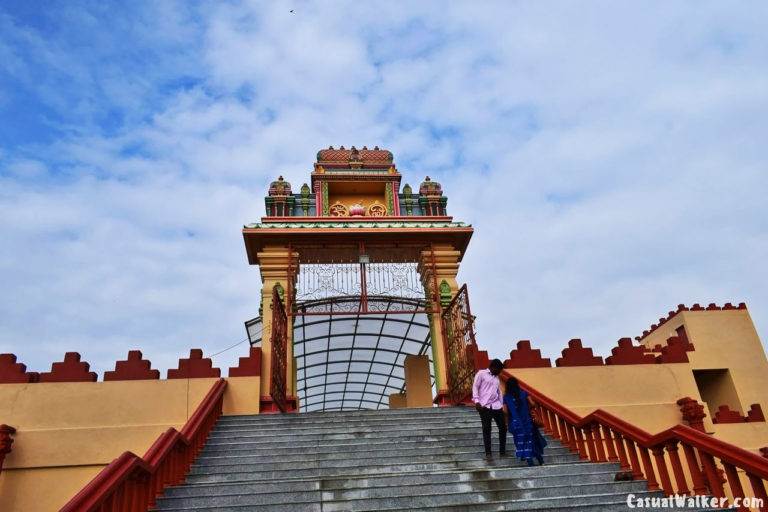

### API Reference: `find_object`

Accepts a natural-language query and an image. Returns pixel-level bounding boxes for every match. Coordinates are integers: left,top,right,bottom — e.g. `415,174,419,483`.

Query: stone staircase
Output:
152,407,702,511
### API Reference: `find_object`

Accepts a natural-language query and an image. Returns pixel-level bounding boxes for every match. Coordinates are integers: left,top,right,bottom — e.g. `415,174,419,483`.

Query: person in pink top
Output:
472,359,507,458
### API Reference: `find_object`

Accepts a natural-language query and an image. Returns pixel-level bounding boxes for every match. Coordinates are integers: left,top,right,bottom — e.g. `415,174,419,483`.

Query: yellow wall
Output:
640,309,768,421
505,364,713,433
0,376,260,512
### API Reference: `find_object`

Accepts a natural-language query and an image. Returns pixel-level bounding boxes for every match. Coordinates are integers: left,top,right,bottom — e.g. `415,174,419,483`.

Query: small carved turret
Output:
418,177,448,216
265,176,295,216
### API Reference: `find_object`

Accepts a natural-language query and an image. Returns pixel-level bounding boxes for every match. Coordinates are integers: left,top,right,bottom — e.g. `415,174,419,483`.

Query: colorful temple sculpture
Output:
0,147,766,511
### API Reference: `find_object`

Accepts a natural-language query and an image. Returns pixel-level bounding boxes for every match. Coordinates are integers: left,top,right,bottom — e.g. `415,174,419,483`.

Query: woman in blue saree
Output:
502,377,546,466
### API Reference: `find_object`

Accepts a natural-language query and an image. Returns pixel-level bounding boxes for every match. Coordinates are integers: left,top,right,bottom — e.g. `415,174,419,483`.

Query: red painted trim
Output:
60,379,227,512
504,340,551,368
104,350,160,381
555,339,604,367
0,353,39,383
39,352,97,382
258,215,454,223
228,347,262,377
259,395,297,414
167,349,221,379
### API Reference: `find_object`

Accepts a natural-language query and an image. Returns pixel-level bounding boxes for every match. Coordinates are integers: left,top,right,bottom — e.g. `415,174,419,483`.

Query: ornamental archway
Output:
248,296,434,412
242,146,478,412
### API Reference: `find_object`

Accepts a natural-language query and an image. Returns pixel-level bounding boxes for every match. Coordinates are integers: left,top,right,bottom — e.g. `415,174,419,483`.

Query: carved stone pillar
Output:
418,243,462,405
257,245,299,412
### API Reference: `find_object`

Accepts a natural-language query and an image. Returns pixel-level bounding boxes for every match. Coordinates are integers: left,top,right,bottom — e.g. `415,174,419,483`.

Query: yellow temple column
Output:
418,243,462,406
257,245,299,412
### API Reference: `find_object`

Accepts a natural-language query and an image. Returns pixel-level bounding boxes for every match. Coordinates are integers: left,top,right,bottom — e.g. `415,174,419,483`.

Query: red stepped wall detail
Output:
504,340,552,368
714,405,745,424
605,338,656,365
228,347,262,377
748,404,766,423
714,404,766,423
467,344,489,371
555,339,604,367
104,350,160,381
0,353,39,383
39,352,97,382
168,349,221,379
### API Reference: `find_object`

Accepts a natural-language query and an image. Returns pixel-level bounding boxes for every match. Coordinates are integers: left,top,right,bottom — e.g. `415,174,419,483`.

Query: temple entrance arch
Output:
242,146,477,412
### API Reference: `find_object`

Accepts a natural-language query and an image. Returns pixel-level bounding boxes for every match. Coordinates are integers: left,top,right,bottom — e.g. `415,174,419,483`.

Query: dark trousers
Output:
478,406,506,454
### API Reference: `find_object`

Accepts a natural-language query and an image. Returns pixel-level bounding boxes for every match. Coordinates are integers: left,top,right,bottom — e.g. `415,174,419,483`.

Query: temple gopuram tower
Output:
242,146,477,412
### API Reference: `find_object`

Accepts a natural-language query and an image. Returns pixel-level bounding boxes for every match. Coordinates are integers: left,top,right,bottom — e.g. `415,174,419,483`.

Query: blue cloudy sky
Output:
1,1,767,377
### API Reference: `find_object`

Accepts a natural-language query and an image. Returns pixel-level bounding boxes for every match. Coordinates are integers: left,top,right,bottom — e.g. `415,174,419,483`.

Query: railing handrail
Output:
60,378,227,512
511,373,768,481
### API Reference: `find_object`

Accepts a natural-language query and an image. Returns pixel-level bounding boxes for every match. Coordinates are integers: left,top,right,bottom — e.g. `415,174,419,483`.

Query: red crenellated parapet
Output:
168,349,221,379
713,405,745,424
0,353,39,383
555,339,604,367
104,350,160,381
747,404,766,423
0,424,16,473
655,329,695,364
228,347,262,377
677,397,707,432
504,340,551,368
39,352,97,382
606,338,656,365
466,344,490,371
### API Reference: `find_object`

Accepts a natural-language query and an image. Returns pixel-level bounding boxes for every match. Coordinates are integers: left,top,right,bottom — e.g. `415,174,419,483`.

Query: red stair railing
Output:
60,378,227,512
503,372,768,510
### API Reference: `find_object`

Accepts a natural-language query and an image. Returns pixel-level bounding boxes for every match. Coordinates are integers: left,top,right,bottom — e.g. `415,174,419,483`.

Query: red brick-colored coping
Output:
467,344,489,370
168,349,221,379
555,339,604,367
636,302,747,341
605,338,656,365
747,404,766,423
713,404,766,424
714,405,745,424
228,347,262,377
39,352,97,382
0,354,39,383
655,335,692,363
504,340,552,368
104,350,160,381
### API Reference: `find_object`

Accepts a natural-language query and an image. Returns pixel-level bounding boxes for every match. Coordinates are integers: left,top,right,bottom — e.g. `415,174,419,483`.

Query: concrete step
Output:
215,407,471,423
185,459,604,485
153,407,671,512
213,413,479,427
203,431,538,449
154,481,649,510
164,468,620,499
201,435,559,454
196,444,572,464
190,452,581,474
205,425,520,442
